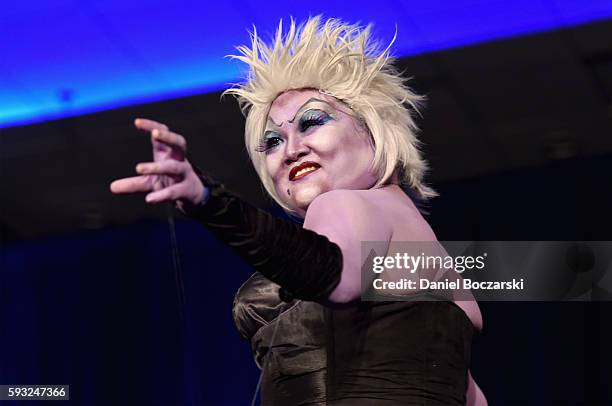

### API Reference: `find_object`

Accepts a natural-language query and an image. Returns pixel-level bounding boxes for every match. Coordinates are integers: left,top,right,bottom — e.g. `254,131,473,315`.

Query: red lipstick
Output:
289,161,321,181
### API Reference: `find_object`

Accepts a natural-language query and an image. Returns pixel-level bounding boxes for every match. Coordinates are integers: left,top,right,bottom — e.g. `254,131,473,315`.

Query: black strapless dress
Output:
233,272,474,406
184,169,475,405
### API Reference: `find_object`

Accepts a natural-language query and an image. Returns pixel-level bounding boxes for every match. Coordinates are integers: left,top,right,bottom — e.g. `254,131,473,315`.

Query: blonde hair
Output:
223,16,437,212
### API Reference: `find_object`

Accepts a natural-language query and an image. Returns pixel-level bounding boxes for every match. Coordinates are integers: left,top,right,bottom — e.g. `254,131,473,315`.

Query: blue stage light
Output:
1,0,610,128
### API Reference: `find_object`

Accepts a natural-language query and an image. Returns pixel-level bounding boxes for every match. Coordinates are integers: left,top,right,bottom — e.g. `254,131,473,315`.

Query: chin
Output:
289,183,328,213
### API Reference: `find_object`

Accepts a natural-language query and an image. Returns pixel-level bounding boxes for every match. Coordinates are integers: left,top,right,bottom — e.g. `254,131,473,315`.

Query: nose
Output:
284,134,310,165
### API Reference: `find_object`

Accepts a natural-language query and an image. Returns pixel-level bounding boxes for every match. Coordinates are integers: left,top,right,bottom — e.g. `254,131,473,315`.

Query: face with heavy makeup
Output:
260,89,378,217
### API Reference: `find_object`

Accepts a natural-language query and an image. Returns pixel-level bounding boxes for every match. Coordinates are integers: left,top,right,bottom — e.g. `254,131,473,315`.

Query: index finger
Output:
110,175,152,194
134,118,169,132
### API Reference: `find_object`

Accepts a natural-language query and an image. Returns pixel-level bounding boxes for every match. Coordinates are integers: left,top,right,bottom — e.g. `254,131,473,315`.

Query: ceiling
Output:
0,11,611,243
1,0,611,128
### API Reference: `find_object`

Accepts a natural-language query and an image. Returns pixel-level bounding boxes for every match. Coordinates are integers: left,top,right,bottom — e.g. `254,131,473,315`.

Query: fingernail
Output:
136,164,145,173
145,194,154,203
152,129,159,137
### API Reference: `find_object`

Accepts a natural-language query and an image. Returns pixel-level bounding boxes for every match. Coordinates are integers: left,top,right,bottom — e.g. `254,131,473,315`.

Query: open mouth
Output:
289,162,321,181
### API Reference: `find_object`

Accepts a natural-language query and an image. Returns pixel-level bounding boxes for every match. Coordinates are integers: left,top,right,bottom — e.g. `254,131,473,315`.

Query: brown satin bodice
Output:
233,272,474,405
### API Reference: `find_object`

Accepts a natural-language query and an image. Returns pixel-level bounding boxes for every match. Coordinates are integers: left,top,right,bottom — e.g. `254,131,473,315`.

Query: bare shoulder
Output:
305,188,387,225
307,188,373,213
304,189,392,240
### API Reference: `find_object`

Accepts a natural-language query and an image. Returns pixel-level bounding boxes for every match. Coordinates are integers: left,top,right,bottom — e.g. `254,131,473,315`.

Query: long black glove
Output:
181,169,343,302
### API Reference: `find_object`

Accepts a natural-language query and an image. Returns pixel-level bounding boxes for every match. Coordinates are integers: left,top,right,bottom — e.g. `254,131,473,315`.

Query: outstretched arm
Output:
182,169,344,302
110,118,205,208
111,118,344,303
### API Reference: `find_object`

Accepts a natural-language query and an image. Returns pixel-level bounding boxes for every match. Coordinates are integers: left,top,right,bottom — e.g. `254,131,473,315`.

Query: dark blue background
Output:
2,153,612,405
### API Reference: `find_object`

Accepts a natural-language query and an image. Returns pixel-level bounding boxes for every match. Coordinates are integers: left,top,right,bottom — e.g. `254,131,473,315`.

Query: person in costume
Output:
111,16,487,405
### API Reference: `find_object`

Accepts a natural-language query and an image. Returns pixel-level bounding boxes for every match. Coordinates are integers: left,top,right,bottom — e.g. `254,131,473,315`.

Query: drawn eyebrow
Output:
266,98,332,129
267,117,282,128
288,98,330,123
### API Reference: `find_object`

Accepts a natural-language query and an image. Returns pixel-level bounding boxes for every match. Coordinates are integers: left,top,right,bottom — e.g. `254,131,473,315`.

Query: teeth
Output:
294,166,317,178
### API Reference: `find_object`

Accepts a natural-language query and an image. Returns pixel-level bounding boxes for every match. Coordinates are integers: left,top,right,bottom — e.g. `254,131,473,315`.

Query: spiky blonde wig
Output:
223,16,436,212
